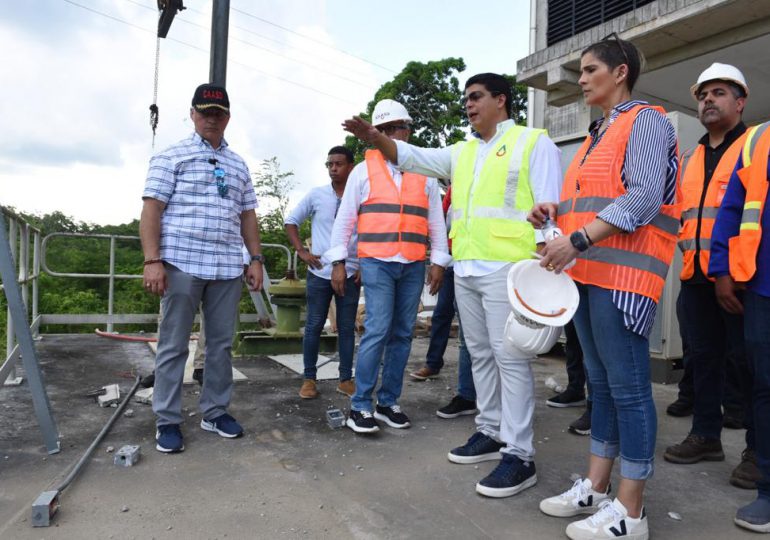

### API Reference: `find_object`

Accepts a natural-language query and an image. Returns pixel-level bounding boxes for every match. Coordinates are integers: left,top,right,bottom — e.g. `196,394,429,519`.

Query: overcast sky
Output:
1,0,530,225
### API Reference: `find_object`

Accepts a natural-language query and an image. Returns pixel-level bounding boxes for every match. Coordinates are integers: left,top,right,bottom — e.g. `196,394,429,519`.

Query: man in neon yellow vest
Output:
344,73,562,498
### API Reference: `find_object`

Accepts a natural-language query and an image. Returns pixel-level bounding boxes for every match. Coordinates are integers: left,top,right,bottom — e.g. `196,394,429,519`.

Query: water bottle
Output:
542,217,576,269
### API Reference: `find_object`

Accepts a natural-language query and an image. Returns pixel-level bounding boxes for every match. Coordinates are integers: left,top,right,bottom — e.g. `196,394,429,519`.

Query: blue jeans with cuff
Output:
572,284,656,480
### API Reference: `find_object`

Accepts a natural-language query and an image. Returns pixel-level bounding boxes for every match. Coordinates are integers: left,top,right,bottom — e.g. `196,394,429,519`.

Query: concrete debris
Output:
133,387,153,405
188,412,197,417
106,446,115,453
668,512,683,521
544,376,565,394
121,506,129,513
569,473,581,482
123,409,135,418
114,445,141,467
95,387,116,406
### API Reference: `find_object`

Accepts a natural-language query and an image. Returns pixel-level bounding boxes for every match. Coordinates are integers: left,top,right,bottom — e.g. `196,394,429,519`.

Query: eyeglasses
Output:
378,123,410,135
213,166,228,198
460,90,502,107
602,32,631,69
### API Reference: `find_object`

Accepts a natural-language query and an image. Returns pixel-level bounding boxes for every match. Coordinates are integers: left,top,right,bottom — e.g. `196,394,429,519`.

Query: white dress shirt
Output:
395,119,563,277
325,158,451,267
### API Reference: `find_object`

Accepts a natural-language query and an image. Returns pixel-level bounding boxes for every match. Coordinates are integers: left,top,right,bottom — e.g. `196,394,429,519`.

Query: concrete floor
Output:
0,334,758,539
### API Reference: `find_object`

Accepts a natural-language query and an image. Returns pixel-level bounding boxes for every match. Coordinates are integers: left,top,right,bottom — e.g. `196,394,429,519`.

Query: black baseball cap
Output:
191,83,230,113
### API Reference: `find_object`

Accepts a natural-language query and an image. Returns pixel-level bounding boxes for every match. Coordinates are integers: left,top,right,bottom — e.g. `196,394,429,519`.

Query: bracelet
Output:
332,259,346,266
582,227,594,246
143,258,162,266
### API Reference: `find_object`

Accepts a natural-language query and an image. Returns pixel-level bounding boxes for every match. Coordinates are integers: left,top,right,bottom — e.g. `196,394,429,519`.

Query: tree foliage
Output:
345,58,528,161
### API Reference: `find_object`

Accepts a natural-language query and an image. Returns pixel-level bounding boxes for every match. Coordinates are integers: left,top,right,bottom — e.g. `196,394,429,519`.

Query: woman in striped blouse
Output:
530,35,679,540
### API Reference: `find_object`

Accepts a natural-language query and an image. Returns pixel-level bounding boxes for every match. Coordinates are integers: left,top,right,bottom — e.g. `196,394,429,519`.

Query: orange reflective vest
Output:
678,132,747,281
557,104,681,302
729,121,770,282
357,149,430,261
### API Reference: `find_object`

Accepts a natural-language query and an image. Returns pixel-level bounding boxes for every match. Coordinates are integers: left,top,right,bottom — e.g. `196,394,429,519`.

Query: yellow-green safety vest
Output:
449,125,545,262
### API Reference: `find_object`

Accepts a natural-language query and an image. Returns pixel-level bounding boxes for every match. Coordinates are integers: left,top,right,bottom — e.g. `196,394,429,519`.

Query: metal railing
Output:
1,206,294,385
0,208,42,385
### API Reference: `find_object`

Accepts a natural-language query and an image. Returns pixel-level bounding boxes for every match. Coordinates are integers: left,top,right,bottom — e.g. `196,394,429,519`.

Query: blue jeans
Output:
572,284,656,480
351,259,425,412
303,271,360,381
744,291,770,499
678,282,750,440
425,267,456,371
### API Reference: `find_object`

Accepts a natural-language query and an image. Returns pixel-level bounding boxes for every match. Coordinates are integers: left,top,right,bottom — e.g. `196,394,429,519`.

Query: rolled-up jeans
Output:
572,284,656,480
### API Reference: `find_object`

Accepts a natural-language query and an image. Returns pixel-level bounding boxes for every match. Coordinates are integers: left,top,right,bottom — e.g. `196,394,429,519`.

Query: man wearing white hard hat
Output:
344,73,562,498
663,63,758,491
326,99,450,434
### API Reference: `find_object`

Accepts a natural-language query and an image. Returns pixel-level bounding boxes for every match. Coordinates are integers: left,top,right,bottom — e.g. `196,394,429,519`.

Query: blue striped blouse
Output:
584,100,678,337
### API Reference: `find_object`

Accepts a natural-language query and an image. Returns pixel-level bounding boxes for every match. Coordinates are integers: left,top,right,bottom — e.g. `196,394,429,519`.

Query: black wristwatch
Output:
250,254,265,263
569,231,590,252
332,259,346,266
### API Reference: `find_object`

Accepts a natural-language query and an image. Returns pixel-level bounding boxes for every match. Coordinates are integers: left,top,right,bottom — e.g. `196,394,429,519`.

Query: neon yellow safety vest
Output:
449,124,545,262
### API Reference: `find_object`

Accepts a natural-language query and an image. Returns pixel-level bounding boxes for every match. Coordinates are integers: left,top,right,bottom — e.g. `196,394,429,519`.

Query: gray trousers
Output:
153,264,242,426
454,263,536,461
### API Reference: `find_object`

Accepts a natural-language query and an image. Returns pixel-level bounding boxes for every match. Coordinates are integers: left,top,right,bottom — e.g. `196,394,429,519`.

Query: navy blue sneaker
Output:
448,432,504,464
476,454,537,498
735,497,770,533
156,424,184,453
201,413,244,439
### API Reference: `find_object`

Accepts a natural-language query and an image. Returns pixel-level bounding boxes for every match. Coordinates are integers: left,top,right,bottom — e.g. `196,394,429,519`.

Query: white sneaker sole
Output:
436,408,478,419
475,474,537,498
546,399,586,408
566,521,648,540
346,417,380,433
200,419,243,438
735,517,770,533
539,498,604,517
373,412,411,429
447,450,503,464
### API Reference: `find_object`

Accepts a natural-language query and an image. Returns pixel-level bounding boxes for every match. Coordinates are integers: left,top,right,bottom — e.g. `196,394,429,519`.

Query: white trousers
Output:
454,263,536,461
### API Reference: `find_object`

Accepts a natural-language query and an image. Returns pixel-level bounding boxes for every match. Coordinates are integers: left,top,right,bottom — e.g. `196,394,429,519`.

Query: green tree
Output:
345,59,528,159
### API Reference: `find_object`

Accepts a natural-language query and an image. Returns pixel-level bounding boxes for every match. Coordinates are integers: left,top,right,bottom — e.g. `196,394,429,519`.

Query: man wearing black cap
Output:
140,83,263,453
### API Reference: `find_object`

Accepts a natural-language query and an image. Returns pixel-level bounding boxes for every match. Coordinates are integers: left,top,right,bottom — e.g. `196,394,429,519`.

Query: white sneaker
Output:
566,498,649,540
540,478,610,517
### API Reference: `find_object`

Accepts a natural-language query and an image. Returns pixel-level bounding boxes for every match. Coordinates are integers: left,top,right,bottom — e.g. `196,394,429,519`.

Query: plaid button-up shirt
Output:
143,132,258,280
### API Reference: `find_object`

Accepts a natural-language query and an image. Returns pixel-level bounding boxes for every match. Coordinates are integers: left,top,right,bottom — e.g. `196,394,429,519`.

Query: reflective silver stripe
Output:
450,141,465,174
680,147,695,175
359,204,428,217
682,207,718,221
359,233,399,242
579,247,670,280
472,207,529,220
742,208,761,225
573,197,614,213
681,208,698,221
358,232,428,244
359,203,400,214
650,213,681,235
678,238,695,251
749,121,770,160
401,232,429,244
473,128,540,221
558,199,572,216
678,238,711,252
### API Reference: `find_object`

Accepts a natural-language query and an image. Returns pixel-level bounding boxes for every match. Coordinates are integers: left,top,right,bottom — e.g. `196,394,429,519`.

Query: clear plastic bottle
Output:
542,217,576,269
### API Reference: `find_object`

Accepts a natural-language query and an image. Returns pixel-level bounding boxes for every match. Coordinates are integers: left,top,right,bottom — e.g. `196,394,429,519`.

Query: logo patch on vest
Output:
496,144,507,157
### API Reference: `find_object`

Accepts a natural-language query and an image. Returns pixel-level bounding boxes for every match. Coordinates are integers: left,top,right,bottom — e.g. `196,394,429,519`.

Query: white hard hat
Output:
503,313,563,357
690,63,749,99
507,259,579,328
371,99,412,127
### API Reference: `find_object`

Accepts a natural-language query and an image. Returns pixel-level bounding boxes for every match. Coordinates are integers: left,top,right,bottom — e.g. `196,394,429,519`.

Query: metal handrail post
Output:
32,230,40,337
107,237,116,333
20,224,30,323
5,218,18,385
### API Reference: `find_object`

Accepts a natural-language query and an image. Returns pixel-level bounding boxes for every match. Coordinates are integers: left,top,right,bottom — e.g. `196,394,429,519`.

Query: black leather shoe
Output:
666,396,693,417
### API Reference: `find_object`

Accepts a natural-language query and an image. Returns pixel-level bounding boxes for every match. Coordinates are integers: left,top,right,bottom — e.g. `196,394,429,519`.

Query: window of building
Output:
547,0,656,46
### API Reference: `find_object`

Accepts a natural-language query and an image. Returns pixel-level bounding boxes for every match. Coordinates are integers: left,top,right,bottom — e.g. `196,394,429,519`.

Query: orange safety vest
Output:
729,121,770,282
678,132,747,281
357,149,430,261
557,104,681,302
